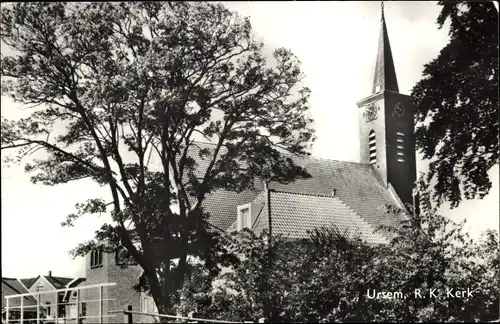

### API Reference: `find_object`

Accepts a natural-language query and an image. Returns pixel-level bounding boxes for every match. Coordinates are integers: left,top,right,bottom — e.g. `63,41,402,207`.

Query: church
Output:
205,4,417,244
81,4,417,322
3,5,418,324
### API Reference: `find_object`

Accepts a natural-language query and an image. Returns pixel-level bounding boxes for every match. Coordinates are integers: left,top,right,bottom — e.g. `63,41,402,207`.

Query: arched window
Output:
396,131,405,162
369,130,376,165
90,249,103,268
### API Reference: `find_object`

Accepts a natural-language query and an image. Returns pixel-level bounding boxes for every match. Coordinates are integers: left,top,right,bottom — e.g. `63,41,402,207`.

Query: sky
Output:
1,1,498,279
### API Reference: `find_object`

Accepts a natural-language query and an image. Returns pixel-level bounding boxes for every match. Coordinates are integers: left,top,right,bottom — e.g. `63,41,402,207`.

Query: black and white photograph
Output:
1,1,498,323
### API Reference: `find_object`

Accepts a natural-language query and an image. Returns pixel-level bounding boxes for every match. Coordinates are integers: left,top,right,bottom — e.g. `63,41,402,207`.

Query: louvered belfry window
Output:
396,131,405,162
369,130,377,165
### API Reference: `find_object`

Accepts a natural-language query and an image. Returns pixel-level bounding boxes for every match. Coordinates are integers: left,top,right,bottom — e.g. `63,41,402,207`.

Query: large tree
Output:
0,2,314,313
411,1,498,208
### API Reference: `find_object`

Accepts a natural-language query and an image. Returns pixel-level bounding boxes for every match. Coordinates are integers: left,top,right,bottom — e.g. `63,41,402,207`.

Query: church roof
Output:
372,2,399,93
231,190,389,244
186,142,406,240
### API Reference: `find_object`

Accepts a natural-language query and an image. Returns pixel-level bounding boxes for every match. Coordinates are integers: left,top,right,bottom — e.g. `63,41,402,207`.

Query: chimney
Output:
332,188,337,197
47,270,52,277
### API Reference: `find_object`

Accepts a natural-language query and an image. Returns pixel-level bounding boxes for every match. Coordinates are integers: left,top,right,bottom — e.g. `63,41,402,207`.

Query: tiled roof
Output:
44,276,73,289
147,141,406,239
265,155,405,233
251,190,388,244
20,277,38,289
204,189,262,231
69,278,86,287
2,278,38,308
185,143,405,233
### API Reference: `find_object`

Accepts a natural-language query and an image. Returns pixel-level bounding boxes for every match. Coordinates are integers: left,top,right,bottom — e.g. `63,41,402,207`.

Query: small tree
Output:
1,2,315,314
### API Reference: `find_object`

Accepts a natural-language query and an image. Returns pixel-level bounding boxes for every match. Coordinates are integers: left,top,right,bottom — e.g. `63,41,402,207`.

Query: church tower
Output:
356,3,417,207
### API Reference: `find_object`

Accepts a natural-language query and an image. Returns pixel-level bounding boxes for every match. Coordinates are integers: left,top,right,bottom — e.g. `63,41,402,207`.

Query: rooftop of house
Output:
19,277,38,289
43,275,74,290
1,278,38,308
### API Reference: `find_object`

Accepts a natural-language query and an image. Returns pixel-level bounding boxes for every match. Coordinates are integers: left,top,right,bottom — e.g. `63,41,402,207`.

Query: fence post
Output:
76,287,80,323
55,290,59,324
99,285,103,324
5,297,9,324
20,296,24,324
125,305,133,324
37,292,40,324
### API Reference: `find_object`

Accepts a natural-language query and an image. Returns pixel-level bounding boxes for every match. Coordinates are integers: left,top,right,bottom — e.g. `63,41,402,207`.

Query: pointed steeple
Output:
372,2,399,94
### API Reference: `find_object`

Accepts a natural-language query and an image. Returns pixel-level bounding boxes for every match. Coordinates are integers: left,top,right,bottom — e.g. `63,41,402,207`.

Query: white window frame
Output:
237,204,251,231
36,285,44,292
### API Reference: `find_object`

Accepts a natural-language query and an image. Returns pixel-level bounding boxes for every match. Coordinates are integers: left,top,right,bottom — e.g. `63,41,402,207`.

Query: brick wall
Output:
81,249,156,323
383,92,417,207
357,91,417,206
358,92,389,185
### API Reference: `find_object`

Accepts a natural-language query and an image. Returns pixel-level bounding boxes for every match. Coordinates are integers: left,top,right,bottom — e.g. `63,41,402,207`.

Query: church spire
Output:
372,1,399,93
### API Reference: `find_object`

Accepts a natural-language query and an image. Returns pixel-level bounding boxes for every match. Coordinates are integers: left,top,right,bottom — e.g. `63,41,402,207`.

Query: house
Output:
2,272,88,323
2,278,39,323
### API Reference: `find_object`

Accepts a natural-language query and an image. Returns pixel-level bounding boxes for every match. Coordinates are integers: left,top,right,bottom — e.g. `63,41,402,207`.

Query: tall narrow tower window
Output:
396,131,405,162
369,130,377,165
90,249,103,268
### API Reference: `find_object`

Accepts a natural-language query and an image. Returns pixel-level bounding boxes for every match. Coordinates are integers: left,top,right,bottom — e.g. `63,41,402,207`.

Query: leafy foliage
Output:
180,178,499,322
411,1,498,207
0,2,315,314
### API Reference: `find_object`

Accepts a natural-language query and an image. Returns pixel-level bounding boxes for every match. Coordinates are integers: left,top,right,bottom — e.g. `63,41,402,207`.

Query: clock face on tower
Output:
393,102,406,117
364,103,379,122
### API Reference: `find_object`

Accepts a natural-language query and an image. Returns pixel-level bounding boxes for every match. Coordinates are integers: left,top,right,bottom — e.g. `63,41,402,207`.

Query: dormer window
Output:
90,250,103,269
238,207,251,231
236,203,263,232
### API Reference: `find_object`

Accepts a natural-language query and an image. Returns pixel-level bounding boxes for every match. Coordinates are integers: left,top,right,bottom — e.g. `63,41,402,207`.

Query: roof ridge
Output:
189,141,367,165
272,189,337,199
335,196,389,243
287,153,366,165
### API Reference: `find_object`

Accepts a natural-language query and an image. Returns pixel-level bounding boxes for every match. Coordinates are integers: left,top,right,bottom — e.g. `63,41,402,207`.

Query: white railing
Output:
4,282,117,324
110,306,266,324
